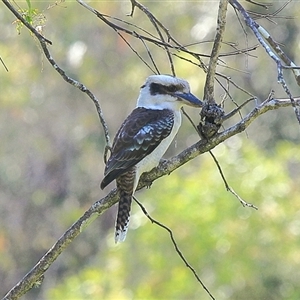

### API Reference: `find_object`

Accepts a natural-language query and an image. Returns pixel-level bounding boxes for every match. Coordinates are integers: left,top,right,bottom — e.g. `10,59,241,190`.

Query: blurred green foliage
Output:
0,1,300,299
46,141,300,300
12,0,46,34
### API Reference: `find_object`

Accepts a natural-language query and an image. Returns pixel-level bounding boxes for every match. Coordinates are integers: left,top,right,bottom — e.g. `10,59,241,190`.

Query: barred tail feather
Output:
115,192,132,243
115,167,136,243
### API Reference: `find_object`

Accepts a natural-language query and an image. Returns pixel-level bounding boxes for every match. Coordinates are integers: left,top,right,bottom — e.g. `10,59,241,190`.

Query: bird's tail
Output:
115,168,136,243
115,190,132,243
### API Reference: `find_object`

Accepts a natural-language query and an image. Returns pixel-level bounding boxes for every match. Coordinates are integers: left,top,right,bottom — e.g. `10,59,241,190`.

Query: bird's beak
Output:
174,92,203,107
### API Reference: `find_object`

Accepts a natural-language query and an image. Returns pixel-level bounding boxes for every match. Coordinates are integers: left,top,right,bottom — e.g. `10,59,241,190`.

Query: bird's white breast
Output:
133,110,182,190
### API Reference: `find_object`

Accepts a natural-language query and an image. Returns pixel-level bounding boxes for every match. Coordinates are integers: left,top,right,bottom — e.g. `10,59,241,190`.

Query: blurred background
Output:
0,1,300,299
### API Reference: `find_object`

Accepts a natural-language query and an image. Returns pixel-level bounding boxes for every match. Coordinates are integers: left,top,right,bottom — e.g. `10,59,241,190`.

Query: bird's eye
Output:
167,85,178,93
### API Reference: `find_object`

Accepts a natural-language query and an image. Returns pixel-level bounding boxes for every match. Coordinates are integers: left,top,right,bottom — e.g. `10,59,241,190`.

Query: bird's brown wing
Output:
100,107,174,189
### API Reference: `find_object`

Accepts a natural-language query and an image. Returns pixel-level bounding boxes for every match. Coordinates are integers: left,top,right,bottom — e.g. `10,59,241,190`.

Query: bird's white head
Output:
137,75,202,111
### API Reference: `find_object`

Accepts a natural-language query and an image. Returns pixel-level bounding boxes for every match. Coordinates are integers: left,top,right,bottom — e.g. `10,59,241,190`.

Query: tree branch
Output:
204,0,228,103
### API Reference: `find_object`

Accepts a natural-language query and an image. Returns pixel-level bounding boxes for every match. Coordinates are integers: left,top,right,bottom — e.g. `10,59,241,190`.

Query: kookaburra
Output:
101,75,202,243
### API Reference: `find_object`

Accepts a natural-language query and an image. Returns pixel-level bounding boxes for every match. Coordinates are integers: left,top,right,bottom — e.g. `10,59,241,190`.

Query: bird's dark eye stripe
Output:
149,83,165,95
149,83,181,95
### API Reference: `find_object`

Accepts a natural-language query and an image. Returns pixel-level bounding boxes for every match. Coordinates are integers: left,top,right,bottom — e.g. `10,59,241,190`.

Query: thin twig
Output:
117,31,158,74
0,56,9,72
222,97,256,121
245,0,271,9
129,0,175,75
249,0,293,23
208,151,258,209
138,35,160,74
